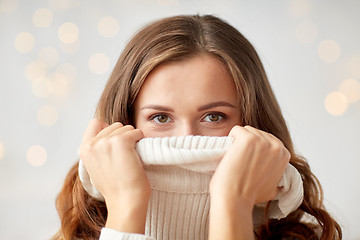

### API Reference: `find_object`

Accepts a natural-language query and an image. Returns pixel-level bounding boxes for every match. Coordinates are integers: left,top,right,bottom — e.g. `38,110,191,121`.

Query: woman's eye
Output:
150,114,172,123
203,113,224,123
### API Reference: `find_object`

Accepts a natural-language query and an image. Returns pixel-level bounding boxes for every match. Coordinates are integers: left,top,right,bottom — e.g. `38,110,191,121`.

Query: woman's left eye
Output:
150,114,172,124
203,113,225,123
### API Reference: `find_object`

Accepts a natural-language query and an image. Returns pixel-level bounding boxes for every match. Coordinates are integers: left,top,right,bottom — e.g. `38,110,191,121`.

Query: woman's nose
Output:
175,122,199,136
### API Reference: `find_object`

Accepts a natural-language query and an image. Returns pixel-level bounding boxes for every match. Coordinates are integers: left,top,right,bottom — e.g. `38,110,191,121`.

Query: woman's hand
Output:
78,119,151,234
210,125,290,205
208,125,290,240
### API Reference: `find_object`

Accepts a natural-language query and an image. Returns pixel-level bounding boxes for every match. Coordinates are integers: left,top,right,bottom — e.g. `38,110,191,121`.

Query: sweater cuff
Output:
99,228,155,240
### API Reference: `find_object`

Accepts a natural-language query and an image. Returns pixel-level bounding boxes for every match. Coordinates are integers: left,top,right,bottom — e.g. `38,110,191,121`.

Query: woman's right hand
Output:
78,119,150,234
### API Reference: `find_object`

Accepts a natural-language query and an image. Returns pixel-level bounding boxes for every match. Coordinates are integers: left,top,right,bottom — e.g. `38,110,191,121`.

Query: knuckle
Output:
229,125,242,136
112,122,123,127
79,140,95,159
124,125,135,130
83,140,95,152
109,135,123,144
245,133,259,144
98,138,111,151
108,134,131,146
271,142,282,153
243,125,253,130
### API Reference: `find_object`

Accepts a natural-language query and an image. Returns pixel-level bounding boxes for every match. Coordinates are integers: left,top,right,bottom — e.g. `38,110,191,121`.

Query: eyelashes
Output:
202,112,226,123
149,113,172,124
148,112,227,124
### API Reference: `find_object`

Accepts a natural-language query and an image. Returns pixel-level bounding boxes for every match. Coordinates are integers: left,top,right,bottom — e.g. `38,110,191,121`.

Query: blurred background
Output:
0,0,359,239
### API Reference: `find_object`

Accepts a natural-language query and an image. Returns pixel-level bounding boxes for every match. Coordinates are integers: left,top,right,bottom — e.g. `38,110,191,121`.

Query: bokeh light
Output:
32,77,53,98
26,145,47,167
58,22,79,44
60,39,80,54
14,32,35,53
318,40,341,63
89,53,110,75
0,141,4,160
296,21,318,43
37,105,58,126
50,72,70,96
289,0,311,17
25,61,47,83
348,55,360,78
339,78,360,103
48,0,80,10
49,63,76,96
324,91,348,116
32,8,53,28
56,63,77,81
97,16,119,38
38,47,59,68
0,0,18,13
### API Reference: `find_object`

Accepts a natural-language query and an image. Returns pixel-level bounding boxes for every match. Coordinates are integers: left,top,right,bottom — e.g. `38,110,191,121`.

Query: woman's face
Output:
134,54,241,138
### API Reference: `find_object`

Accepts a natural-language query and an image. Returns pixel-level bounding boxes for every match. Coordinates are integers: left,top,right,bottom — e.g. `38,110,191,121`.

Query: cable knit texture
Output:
79,136,304,240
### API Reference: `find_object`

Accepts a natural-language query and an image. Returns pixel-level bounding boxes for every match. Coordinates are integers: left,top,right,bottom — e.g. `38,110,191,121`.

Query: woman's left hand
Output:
208,125,290,240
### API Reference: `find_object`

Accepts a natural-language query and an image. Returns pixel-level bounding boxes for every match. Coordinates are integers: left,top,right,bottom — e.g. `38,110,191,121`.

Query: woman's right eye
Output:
150,114,172,124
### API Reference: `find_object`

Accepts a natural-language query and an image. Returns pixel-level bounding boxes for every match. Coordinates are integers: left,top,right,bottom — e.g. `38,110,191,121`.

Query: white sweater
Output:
79,136,304,240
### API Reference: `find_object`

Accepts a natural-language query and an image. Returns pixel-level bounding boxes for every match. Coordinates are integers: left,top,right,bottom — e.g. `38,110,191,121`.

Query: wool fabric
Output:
79,136,304,240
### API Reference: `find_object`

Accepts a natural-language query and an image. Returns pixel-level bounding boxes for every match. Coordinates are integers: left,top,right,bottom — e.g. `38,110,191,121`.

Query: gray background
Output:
0,0,359,239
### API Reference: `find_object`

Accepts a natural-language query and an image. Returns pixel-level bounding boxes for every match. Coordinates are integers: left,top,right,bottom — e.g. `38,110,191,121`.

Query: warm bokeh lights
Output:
32,8,53,28
60,39,80,54
2,2,360,239
58,22,79,44
289,0,311,17
38,47,59,68
14,32,35,53
32,77,53,98
324,91,348,116
37,105,58,126
318,40,341,63
26,145,47,167
50,72,70,96
48,0,80,10
339,78,360,104
88,53,110,74
0,0,18,13
25,61,47,83
0,141,4,160
56,63,77,81
97,16,119,38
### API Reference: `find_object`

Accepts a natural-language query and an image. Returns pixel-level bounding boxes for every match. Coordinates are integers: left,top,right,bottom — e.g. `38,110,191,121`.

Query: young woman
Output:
53,15,342,240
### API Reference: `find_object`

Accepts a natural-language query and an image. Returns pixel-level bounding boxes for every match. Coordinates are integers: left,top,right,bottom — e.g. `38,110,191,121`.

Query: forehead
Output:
135,54,238,106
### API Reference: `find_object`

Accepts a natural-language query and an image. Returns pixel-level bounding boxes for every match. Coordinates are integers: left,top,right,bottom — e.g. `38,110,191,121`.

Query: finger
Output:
244,125,284,146
228,125,246,139
108,125,137,137
248,128,291,160
243,125,264,138
95,122,124,139
122,128,144,143
243,126,290,162
82,119,110,142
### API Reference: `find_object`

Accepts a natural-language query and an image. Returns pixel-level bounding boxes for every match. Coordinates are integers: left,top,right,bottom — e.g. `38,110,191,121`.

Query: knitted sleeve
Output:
99,228,155,240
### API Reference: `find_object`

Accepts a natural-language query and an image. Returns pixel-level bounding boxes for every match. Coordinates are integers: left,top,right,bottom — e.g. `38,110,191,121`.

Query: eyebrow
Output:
140,101,236,112
140,105,174,112
197,101,236,111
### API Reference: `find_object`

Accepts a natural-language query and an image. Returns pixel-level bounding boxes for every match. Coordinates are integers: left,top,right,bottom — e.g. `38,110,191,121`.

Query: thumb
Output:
82,118,110,142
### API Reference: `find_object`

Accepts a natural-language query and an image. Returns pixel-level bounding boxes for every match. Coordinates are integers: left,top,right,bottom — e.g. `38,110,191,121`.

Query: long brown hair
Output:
53,15,342,240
